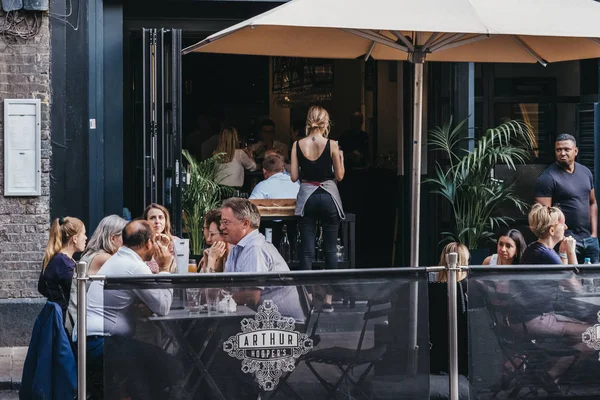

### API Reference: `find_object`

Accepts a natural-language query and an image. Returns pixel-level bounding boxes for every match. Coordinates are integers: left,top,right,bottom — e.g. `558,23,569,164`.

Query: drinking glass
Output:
205,288,220,316
221,289,234,315
186,288,201,315
188,258,198,273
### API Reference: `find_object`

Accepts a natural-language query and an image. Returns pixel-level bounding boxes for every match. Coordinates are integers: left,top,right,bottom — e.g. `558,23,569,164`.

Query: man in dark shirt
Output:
535,133,599,263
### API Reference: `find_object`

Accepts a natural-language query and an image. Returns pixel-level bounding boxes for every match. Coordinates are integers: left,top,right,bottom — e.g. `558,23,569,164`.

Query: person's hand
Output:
559,236,577,255
208,241,227,261
154,233,170,248
154,242,173,273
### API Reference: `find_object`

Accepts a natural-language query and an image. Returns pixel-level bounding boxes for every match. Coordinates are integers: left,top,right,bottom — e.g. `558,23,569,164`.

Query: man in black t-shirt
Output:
535,133,599,263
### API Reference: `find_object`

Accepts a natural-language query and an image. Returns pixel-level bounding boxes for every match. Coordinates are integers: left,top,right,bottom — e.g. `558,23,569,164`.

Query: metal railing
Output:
74,255,600,400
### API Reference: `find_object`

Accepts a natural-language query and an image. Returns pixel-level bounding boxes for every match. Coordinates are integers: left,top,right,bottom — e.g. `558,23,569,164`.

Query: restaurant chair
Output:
263,286,322,400
482,286,579,398
304,298,391,399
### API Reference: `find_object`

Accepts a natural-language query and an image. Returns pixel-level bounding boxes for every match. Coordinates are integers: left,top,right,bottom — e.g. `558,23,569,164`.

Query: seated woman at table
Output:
483,228,527,266
143,203,178,274
67,214,127,333
38,216,87,324
429,242,470,376
198,209,230,273
214,126,257,188
510,203,591,386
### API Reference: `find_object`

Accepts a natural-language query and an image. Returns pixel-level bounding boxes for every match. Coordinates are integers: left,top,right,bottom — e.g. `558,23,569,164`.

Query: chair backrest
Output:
295,285,322,345
479,282,528,346
356,297,393,355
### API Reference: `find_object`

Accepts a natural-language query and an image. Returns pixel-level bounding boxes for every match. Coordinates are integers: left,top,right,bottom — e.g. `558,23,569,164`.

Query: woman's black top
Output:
297,140,335,182
38,252,75,318
428,279,469,376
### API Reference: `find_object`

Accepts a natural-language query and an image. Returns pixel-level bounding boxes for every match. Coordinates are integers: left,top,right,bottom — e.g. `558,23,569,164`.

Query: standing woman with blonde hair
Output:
38,217,87,322
214,126,257,187
291,105,345,312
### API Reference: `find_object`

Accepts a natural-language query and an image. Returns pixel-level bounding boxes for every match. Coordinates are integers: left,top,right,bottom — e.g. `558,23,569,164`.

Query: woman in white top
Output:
483,228,527,265
214,126,257,187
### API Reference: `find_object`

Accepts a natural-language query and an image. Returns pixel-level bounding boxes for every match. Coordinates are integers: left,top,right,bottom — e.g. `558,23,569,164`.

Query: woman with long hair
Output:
483,228,527,266
430,242,470,376
38,216,87,321
143,203,177,274
67,215,127,332
214,126,257,187
291,105,345,312
435,241,470,282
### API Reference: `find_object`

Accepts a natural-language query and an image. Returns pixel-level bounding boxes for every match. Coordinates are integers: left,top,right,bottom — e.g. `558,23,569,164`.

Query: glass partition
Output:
468,266,600,399
91,268,430,400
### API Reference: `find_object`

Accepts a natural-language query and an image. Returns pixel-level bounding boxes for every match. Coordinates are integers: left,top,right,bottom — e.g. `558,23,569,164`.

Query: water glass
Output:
205,288,220,316
582,278,596,293
186,288,201,314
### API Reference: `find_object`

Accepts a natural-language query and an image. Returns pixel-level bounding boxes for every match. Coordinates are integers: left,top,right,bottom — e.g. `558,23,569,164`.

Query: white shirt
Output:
216,149,257,187
74,246,172,340
249,172,300,200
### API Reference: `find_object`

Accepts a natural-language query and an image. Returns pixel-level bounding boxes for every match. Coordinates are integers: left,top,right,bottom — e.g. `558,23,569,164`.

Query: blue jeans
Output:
576,236,600,264
299,188,341,271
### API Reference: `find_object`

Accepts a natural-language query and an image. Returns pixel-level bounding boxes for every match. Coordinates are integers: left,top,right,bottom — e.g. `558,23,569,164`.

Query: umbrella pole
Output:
410,61,424,267
407,60,424,376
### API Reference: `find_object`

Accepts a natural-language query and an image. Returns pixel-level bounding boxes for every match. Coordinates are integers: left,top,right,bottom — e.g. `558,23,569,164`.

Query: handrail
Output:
76,261,88,400
91,267,434,288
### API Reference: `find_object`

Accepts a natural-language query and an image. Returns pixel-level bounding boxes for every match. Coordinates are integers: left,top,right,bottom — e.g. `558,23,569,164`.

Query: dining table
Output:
148,305,256,400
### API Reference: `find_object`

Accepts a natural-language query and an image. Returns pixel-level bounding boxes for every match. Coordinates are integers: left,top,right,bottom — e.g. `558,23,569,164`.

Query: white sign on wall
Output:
4,99,41,196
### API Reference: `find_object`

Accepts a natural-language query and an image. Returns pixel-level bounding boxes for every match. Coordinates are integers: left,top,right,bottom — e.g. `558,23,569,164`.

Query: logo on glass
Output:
582,311,600,360
223,300,313,390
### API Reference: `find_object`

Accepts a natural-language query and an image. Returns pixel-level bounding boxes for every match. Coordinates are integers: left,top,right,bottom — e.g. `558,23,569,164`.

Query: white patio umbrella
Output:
184,0,600,268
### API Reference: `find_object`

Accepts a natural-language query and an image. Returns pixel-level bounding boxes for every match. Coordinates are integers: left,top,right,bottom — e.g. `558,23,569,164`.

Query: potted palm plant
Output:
182,150,234,256
425,117,535,257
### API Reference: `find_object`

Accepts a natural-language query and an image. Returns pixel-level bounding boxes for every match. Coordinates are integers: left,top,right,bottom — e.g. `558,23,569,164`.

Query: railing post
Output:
446,252,459,400
77,261,88,400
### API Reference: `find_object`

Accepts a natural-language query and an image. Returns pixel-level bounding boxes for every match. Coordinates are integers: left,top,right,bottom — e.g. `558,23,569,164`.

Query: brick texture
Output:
0,13,51,299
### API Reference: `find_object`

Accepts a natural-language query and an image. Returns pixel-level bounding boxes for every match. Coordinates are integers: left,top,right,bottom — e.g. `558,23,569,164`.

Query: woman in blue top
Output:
522,203,577,265
38,216,87,322
516,203,590,387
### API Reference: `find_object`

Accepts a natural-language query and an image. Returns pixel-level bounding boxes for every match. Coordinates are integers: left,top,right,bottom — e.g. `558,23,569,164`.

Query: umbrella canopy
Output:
183,0,600,269
183,0,600,63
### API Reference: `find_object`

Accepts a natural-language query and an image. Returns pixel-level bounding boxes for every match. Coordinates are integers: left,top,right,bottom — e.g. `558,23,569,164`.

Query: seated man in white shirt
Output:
249,153,299,200
80,220,178,400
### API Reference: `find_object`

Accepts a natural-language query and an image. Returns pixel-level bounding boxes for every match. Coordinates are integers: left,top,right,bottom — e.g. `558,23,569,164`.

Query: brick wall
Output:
0,13,51,299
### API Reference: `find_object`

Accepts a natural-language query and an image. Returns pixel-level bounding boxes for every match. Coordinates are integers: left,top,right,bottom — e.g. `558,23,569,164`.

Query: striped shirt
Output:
225,229,304,322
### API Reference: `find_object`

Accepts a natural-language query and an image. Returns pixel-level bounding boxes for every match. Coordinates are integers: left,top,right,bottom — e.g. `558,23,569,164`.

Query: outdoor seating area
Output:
71,265,600,400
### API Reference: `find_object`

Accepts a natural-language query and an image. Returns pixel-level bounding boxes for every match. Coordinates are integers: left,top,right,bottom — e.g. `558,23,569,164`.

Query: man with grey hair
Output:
220,197,303,321
536,133,598,263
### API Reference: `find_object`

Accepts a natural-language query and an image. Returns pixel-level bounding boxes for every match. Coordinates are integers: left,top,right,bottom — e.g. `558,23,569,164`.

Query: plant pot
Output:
469,248,490,266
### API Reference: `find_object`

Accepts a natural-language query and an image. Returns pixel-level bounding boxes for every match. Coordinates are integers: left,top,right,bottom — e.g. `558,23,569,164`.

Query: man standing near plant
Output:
535,133,599,263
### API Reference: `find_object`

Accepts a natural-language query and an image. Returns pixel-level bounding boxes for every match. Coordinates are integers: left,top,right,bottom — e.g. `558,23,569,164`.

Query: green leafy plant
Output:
182,150,234,255
425,117,535,249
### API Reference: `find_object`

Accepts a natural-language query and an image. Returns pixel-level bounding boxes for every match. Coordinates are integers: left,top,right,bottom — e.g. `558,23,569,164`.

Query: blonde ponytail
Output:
43,217,84,270
305,106,331,138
